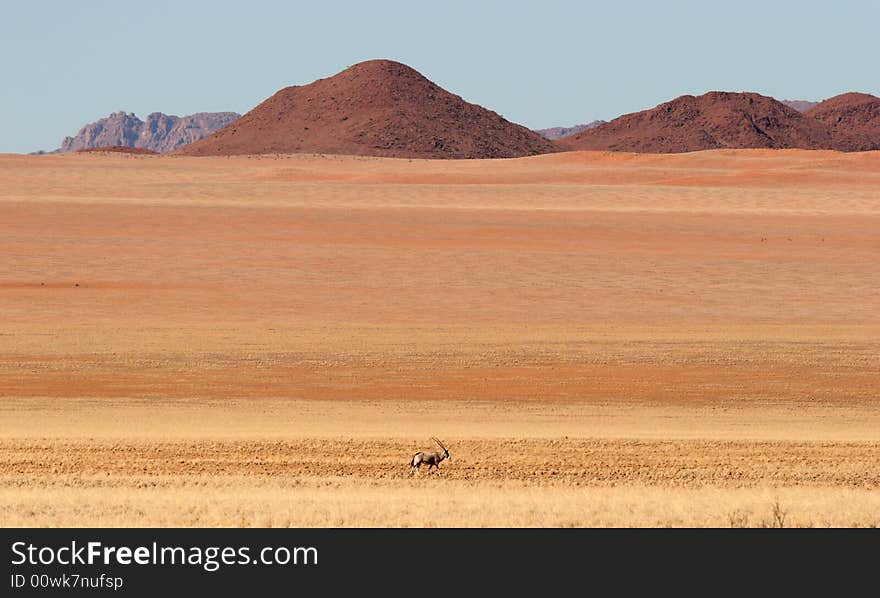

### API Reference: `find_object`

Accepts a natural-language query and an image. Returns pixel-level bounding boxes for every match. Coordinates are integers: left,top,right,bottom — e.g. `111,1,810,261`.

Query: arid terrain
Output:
1,149,878,527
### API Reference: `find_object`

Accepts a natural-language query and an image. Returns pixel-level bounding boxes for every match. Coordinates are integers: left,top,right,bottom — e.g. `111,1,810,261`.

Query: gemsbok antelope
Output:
409,437,450,476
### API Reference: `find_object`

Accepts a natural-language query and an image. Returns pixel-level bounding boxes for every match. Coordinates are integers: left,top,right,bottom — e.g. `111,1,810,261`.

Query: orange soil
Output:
0,150,878,407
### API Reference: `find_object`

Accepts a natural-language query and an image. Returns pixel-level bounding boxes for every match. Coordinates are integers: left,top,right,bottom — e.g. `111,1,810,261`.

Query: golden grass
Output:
1,405,878,527
4,478,879,528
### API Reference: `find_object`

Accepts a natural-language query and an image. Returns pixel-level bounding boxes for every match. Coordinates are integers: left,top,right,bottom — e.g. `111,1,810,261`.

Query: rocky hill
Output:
561,92,834,153
179,60,557,159
805,93,880,151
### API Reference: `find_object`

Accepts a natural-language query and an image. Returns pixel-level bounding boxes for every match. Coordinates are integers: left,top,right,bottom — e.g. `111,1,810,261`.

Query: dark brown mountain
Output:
561,92,834,153
805,92,880,151
534,120,606,140
58,111,240,153
781,99,819,113
179,60,557,159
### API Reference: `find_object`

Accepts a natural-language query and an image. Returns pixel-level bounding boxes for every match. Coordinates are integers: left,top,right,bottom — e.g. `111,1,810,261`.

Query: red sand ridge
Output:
179,60,557,159
806,92,880,151
561,92,833,153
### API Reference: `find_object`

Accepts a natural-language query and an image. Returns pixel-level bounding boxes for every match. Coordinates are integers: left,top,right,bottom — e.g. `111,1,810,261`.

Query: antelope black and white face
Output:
431,437,449,462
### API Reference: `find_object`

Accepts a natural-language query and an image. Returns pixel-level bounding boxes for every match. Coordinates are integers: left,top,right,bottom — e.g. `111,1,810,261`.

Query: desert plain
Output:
0,149,878,527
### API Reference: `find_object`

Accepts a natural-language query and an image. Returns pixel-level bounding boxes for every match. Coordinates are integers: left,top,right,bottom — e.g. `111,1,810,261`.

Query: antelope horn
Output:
432,437,447,451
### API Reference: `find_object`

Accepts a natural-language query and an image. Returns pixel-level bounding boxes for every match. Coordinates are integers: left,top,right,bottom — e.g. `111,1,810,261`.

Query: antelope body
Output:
409,437,450,475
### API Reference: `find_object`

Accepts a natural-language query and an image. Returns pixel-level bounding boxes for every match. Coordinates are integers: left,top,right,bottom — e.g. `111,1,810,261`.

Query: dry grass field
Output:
0,149,878,527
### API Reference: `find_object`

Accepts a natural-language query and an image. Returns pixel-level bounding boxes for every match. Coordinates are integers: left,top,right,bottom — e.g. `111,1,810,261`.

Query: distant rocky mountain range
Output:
34,64,880,158
780,99,820,113
56,111,240,153
534,121,606,140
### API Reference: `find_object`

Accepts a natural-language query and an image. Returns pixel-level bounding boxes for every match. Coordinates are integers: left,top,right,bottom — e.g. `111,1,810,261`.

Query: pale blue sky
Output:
2,0,877,153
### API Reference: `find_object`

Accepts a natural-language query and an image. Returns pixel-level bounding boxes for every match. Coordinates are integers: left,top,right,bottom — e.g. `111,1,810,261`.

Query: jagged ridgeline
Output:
58,111,240,153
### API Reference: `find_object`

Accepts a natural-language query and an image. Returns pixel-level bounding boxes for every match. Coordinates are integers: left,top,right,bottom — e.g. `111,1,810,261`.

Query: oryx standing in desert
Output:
409,437,450,476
